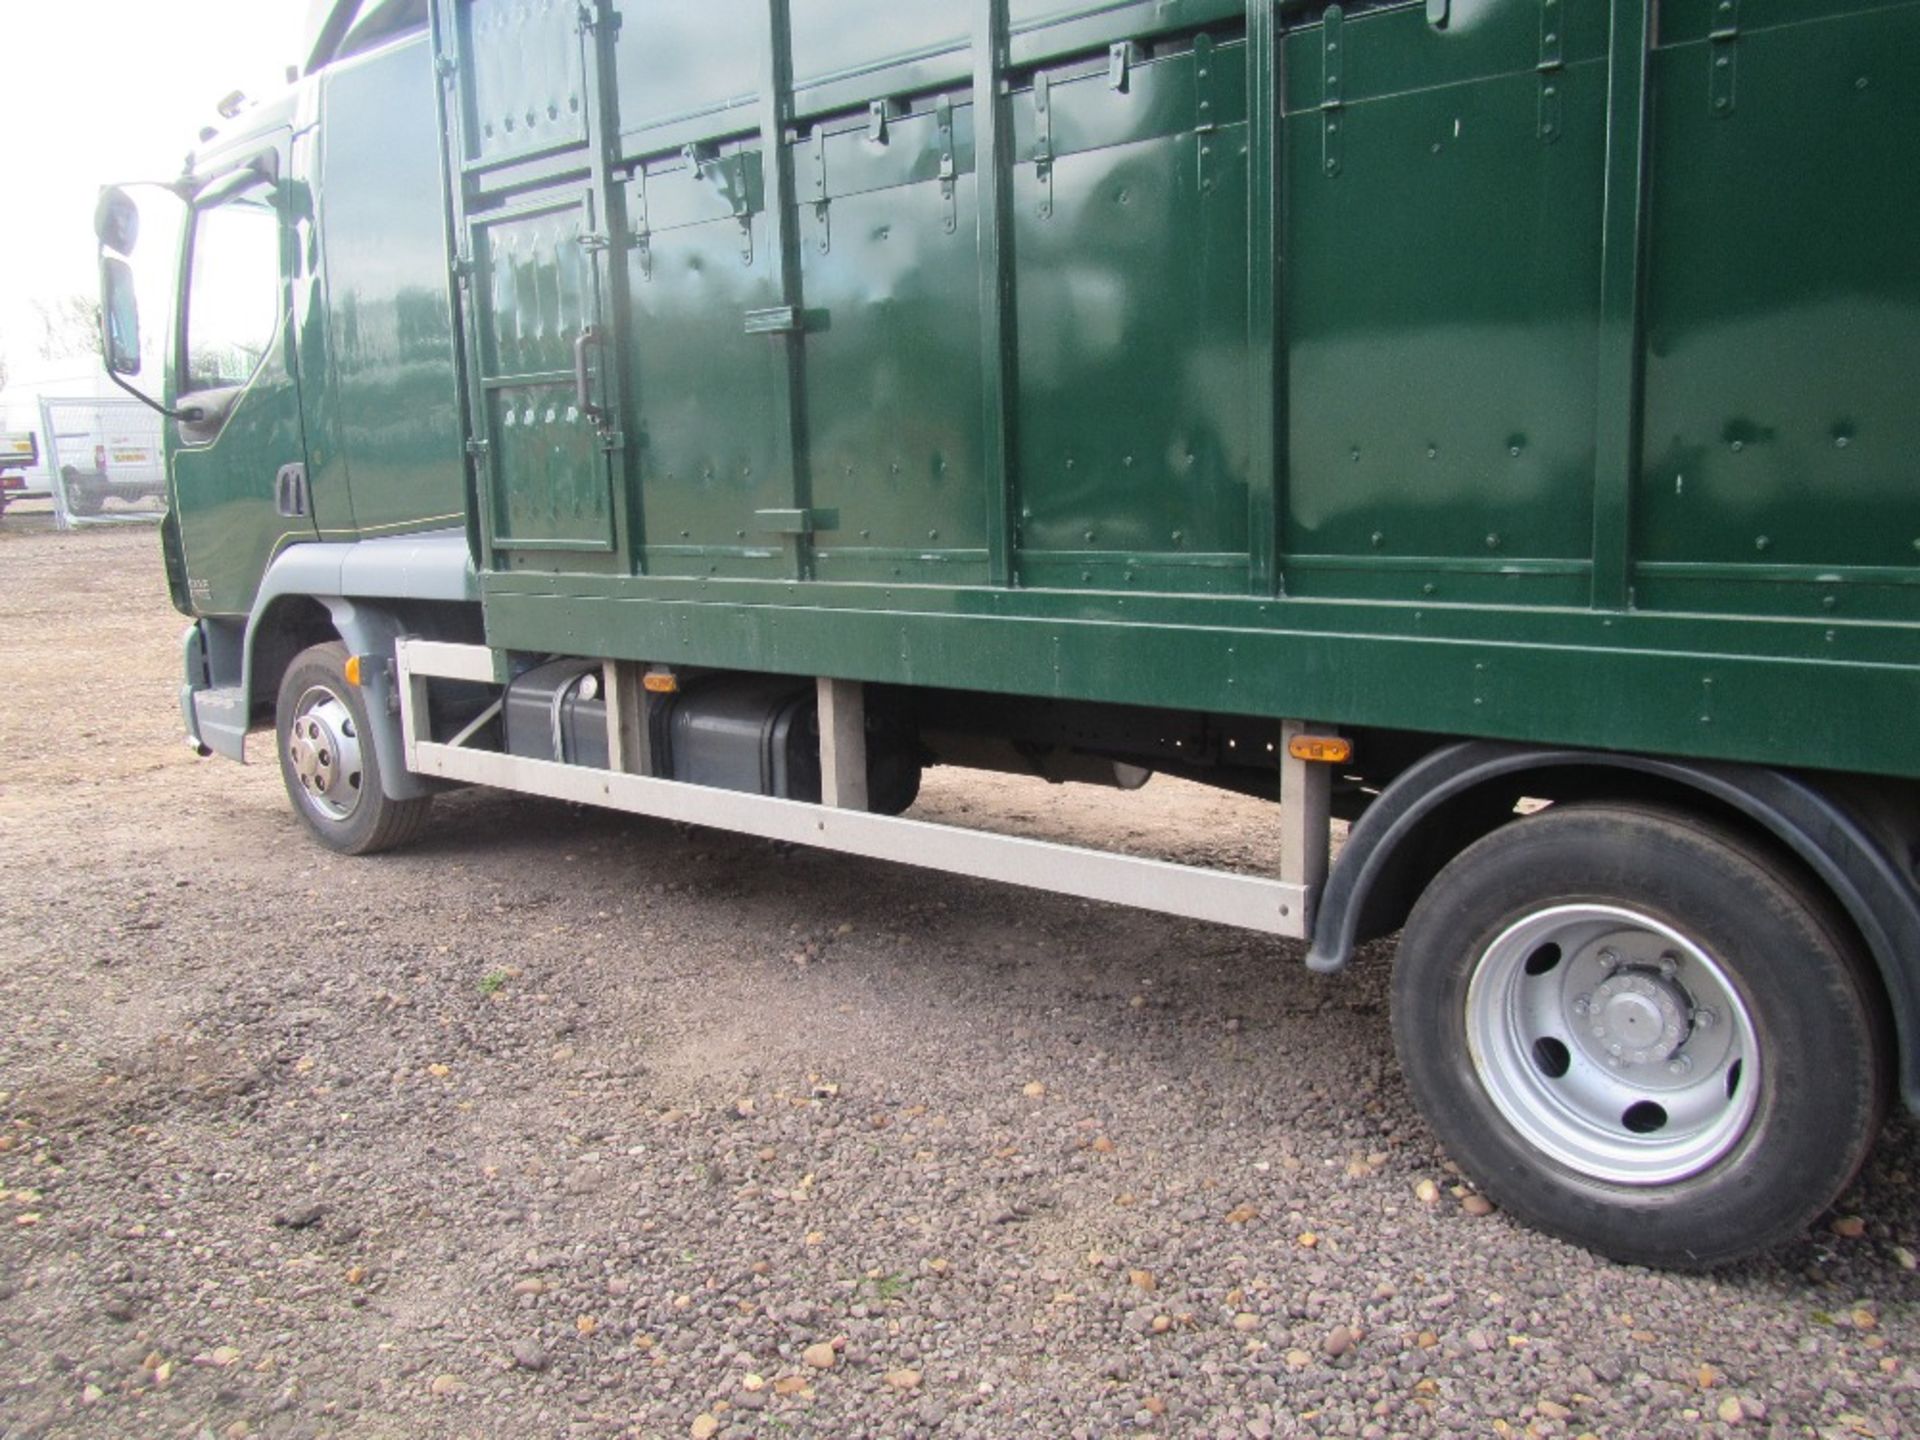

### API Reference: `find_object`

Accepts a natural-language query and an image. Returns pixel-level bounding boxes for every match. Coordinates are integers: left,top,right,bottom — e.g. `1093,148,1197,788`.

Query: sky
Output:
0,2,308,397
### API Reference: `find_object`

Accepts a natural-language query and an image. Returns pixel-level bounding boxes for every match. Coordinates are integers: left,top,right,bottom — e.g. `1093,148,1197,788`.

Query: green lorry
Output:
97,0,1920,1268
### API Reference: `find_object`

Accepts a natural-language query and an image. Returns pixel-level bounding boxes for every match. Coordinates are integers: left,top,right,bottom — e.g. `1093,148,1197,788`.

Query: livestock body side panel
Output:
433,0,1920,779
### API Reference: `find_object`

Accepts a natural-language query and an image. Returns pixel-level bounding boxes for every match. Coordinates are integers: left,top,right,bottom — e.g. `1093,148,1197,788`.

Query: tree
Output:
32,294,103,363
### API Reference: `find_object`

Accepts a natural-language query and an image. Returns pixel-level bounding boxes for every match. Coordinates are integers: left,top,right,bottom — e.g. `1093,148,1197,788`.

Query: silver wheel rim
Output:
286,685,365,825
1465,903,1761,1185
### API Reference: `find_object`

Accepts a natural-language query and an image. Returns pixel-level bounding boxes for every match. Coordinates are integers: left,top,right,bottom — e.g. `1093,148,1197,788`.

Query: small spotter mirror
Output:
95,186,140,256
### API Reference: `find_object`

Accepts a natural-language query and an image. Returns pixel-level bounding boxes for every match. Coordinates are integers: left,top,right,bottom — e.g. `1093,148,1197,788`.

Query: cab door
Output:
169,142,318,617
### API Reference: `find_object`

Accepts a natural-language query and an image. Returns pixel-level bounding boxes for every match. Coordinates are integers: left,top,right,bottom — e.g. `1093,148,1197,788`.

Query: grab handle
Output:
573,325,604,425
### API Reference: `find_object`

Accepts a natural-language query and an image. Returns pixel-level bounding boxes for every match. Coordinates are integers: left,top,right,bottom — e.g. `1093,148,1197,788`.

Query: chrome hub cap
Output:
287,688,364,824
1465,905,1759,1185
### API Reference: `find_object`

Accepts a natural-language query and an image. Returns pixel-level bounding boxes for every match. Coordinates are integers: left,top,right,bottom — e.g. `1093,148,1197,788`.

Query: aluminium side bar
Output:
398,641,1309,938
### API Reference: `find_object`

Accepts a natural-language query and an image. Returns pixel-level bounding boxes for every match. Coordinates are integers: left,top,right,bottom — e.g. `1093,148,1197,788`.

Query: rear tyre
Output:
1391,803,1886,1269
62,467,104,518
275,642,432,855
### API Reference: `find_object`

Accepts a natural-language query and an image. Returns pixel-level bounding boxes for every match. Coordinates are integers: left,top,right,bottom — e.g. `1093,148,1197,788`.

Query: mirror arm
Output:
105,369,204,424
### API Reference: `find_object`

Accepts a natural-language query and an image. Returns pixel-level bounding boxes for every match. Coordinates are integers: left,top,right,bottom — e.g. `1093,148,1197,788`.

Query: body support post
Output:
817,677,869,811
605,661,653,775
1279,719,1333,923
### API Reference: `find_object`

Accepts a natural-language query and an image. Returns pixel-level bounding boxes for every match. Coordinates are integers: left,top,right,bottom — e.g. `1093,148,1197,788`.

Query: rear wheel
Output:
1392,803,1886,1269
62,467,104,517
275,642,432,855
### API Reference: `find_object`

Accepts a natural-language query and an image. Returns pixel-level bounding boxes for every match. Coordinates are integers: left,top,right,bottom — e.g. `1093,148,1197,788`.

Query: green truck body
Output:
104,0,1920,1267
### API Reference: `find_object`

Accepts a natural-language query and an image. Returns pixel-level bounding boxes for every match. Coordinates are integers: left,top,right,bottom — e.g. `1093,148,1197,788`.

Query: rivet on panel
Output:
1754,535,1770,552
1485,533,1501,550
1370,532,1384,548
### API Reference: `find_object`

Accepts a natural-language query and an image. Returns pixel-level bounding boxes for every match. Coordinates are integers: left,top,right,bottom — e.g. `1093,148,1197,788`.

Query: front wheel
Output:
1392,803,1886,1269
275,642,432,855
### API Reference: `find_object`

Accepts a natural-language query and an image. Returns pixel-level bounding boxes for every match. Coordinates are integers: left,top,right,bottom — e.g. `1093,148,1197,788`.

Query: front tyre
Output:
1392,803,1886,1269
275,642,432,855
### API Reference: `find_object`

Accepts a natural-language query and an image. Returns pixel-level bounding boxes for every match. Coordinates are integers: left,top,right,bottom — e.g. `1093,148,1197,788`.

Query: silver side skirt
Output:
396,640,1313,941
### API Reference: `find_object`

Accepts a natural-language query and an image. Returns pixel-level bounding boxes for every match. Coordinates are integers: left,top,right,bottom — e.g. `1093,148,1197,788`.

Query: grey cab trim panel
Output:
182,531,479,796
1308,742,1920,1114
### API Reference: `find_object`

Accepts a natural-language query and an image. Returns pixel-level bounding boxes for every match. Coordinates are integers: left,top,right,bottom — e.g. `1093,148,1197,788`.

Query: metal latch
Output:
1427,0,1449,28
1108,41,1138,92
744,306,802,335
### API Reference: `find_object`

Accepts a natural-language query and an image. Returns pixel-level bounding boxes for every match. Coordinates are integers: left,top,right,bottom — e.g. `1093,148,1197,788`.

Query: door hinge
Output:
1538,0,1565,142
1710,0,1739,116
936,94,958,235
628,169,652,281
578,232,611,253
811,126,831,254
1321,5,1345,179
1195,31,1218,195
599,430,625,455
1033,70,1055,220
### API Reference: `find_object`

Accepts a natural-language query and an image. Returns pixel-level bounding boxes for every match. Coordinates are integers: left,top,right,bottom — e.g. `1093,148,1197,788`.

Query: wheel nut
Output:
1668,1056,1693,1076
1695,1008,1716,1031
1572,995,1592,1016
1659,953,1679,978
1590,1025,1606,1039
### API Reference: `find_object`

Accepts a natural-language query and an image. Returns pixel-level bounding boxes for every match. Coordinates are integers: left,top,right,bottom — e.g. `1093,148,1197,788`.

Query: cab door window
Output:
182,190,282,392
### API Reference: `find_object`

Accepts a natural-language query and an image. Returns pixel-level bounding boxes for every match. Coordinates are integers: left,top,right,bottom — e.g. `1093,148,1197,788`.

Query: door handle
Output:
275,462,309,519
573,325,605,426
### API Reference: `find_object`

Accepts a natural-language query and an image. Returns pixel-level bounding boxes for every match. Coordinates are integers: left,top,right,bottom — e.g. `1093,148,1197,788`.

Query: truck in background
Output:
0,431,39,516
95,0,1920,1269
56,429,167,517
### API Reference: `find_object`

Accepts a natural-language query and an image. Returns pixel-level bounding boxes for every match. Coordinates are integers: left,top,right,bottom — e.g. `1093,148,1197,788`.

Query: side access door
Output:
434,0,629,577
169,140,318,617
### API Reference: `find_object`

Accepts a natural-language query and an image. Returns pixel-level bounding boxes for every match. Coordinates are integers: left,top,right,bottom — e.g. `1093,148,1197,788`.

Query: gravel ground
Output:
1,517,1918,1440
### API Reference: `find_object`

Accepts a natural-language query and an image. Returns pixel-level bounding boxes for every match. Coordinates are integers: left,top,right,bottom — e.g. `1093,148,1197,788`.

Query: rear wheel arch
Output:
1311,743,1916,1109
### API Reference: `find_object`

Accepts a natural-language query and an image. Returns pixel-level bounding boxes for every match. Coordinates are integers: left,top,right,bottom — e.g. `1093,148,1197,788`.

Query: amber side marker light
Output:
1287,734,1352,765
643,671,680,695
343,655,364,687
